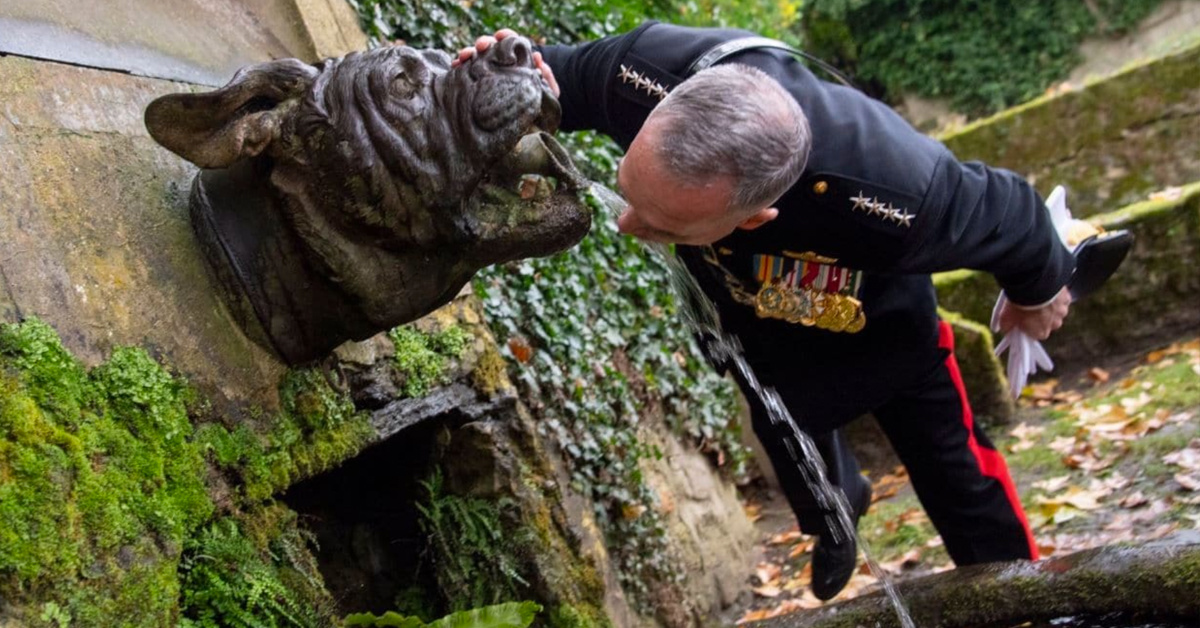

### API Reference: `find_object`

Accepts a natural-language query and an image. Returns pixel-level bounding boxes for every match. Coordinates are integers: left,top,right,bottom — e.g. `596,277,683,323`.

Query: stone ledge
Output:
754,534,1200,627
939,42,1200,216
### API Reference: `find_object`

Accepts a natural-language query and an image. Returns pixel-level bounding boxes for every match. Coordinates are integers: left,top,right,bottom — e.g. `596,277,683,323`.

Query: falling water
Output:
590,185,916,628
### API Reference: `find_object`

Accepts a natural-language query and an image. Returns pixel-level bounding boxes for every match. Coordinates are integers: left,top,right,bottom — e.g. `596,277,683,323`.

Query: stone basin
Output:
752,534,1200,628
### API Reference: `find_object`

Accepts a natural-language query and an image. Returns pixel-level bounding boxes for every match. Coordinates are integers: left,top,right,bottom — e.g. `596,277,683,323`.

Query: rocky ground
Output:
720,335,1200,626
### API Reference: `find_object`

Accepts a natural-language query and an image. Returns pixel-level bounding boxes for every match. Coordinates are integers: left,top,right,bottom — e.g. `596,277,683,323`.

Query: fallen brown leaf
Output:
1033,475,1071,493
1145,348,1169,364
1119,491,1148,508
1174,473,1200,492
1145,523,1179,540
1164,440,1200,472
736,597,820,624
768,528,803,546
1167,411,1195,425
1100,472,1132,491
1009,421,1046,453
507,336,533,363
877,548,923,574
787,539,814,559
1087,367,1110,383
753,562,781,586
1027,378,1059,397
752,584,782,598
1049,436,1078,455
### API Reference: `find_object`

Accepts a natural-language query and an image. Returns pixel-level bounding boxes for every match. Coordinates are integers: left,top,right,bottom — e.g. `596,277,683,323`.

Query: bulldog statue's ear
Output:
145,59,318,168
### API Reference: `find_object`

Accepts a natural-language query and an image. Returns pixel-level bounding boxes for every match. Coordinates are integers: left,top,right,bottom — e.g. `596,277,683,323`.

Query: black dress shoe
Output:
810,532,857,601
810,478,872,601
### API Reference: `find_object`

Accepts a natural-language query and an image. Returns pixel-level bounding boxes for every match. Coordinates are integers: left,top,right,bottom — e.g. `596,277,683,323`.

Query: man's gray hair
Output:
650,63,810,214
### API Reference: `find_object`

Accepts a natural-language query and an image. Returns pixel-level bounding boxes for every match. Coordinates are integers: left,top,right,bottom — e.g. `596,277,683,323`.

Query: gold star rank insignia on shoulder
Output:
848,192,913,229
616,64,669,101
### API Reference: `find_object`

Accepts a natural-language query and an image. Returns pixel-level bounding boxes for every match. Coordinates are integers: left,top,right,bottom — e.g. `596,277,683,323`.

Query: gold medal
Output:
823,295,853,332
815,295,841,330
803,291,824,327
756,284,785,319
843,298,866,333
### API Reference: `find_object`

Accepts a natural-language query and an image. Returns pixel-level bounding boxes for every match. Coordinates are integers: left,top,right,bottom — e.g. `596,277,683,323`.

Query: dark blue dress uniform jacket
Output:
541,22,1074,429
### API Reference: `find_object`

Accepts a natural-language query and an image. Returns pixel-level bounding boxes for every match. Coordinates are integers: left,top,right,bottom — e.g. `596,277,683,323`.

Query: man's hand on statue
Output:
997,287,1071,340
451,29,560,97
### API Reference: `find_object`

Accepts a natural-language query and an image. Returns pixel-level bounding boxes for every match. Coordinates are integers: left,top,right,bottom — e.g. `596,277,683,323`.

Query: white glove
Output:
991,185,1071,398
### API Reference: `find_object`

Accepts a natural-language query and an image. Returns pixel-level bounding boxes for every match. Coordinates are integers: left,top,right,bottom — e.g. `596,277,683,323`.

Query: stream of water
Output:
591,186,916,627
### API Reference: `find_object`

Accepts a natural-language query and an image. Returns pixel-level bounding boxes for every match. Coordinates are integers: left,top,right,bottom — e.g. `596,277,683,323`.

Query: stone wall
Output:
939,41,1200,217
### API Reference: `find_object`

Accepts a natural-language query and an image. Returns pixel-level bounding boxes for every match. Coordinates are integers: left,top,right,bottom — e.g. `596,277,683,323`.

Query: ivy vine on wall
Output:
800,0,1168,115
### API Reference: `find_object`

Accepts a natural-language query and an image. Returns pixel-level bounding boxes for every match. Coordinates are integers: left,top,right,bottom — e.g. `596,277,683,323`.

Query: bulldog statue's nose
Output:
491,35,532,68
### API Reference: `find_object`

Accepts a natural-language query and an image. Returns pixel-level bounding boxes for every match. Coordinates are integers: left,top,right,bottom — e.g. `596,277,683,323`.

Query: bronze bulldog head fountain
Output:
145,37,591,364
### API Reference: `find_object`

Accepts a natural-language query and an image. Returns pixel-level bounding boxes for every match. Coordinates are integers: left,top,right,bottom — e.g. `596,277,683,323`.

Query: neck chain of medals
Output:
701,246,866,333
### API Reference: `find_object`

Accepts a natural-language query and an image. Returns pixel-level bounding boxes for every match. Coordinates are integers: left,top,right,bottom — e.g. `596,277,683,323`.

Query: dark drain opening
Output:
282,421,440,616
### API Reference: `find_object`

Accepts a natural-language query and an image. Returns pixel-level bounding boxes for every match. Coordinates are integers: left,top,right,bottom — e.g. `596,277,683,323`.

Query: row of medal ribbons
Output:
751,254,865,333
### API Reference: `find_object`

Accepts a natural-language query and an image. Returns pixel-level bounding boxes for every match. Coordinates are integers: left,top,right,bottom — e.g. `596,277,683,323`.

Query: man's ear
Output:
737,207,779,231
144,59,317,169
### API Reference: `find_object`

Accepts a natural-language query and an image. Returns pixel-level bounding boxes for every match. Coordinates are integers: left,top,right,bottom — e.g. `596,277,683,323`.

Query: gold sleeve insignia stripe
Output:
782,250,837,264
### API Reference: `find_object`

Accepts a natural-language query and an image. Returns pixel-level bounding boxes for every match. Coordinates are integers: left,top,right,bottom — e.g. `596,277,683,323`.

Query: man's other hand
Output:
451,29,560,97
997,287,1071,340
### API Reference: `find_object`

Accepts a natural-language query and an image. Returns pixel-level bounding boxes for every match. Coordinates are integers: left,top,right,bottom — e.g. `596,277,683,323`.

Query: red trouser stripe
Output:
938,321,1039,560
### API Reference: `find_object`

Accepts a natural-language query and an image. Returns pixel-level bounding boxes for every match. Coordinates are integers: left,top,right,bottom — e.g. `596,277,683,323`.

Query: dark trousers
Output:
746,320,1038,565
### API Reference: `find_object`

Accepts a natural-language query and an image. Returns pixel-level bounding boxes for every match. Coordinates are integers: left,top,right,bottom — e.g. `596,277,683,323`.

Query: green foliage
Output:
195,368,374,502
178,506,336,628
416,470,531,611
389,324,472,397
674,0,803,45
350,0,800,61
0,317,212,624
346,601,542,628
801,0,1168,115
349,0,659,50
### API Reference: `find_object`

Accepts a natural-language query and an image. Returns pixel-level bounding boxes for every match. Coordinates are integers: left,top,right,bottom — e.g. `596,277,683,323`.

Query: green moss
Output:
470,343,510,397
0,316,88,427
389,324,472,397
545,603,611,628
938,43,1200,215
0,317,213,626
195,368,374,503
0,317,375,624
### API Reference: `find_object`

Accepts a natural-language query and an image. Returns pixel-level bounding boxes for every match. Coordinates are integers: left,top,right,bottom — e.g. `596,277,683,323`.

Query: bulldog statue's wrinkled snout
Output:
145,43,591,365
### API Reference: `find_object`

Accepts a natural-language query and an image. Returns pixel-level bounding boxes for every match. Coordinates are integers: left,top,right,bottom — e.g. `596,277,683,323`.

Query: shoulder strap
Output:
685,36,857,89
